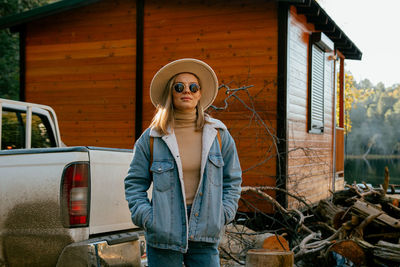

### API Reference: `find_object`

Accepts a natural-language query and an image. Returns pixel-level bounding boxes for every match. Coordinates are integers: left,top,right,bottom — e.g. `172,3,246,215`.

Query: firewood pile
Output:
220,182,400,267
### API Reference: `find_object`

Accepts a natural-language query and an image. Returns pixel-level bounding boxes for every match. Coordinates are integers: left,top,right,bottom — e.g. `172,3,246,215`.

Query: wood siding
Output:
286,6,335,207
24,0,136,148
142,0,279,212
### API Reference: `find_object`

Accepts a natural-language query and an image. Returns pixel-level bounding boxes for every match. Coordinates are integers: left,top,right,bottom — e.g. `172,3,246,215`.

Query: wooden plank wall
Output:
24,0,136,148
142,0,279,212
286,6,335,207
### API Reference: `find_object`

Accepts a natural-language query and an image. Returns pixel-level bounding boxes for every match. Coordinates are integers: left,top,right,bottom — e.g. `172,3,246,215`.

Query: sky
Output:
320,0,400,87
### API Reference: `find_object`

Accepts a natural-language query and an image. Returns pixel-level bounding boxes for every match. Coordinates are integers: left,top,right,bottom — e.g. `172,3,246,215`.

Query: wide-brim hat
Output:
150,58,218,110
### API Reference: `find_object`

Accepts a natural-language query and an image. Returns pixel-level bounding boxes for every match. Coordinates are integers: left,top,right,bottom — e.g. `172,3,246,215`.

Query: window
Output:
308,32,334,134
31,113,56,148
1,109,56,150
1,110,25,150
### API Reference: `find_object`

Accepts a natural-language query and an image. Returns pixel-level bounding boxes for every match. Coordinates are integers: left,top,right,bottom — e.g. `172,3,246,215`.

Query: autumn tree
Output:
337,72,374,134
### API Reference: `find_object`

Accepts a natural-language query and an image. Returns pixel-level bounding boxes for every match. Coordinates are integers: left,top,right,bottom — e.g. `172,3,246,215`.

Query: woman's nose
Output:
182,85,191,93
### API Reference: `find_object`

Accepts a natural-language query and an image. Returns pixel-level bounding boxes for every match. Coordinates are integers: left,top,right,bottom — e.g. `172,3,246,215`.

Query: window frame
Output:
308,32,334,134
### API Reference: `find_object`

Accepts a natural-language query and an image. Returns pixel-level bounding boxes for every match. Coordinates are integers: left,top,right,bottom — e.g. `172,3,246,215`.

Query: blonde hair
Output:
149,73,206,135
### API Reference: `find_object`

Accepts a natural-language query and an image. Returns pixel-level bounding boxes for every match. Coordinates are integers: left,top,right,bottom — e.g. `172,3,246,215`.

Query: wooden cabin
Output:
0,0,362,211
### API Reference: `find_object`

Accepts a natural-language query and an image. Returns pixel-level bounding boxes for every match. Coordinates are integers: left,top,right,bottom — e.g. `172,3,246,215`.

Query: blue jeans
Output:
146,206,220,267
146,241,220,267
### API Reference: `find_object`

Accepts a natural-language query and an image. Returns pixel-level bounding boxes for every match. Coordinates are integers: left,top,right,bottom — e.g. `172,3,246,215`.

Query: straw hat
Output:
150,58,218,110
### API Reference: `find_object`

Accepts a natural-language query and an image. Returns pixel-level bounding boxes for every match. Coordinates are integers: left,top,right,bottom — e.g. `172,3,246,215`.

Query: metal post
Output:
25,106,32,149
332,55,338,193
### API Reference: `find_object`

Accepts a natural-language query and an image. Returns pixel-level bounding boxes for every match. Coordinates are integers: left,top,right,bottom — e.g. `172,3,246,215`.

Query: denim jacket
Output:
124,116,242,253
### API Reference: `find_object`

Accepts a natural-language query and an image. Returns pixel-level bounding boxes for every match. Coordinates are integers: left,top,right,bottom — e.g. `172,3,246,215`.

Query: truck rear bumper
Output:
57,231,144,267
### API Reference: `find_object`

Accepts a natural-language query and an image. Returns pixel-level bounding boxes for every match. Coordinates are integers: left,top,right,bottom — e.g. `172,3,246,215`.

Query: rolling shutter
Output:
309,44,325,134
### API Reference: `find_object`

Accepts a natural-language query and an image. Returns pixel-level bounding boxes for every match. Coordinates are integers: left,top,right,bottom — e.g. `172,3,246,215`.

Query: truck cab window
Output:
1,109,56,149
31,113,56,148
1,110,25,150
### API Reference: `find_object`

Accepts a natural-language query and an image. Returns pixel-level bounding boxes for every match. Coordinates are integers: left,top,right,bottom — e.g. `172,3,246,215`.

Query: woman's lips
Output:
181,97,192,100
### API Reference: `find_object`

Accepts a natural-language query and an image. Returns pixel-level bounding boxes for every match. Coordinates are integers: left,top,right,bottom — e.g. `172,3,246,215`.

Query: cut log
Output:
363,191,400,213
352,212,383,238
352,200,400,229
333,189,358,206
376,240,400,251
373,241,400,262
261,234,290,251
359,195,400,220
327,240,366,266
315,199,346,229
246,249,294,267
365,231,400,240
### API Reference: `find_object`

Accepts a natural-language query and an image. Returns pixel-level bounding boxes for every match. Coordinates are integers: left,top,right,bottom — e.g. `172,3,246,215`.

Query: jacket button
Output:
195,213,199,217
158,168,161,171
199,192,203,196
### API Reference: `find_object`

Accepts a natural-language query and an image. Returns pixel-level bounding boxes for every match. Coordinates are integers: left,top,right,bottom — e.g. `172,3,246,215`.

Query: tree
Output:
355,78,373,90
0,0,50,100
343,73,356,133
337,73,374,134
346,81,400,155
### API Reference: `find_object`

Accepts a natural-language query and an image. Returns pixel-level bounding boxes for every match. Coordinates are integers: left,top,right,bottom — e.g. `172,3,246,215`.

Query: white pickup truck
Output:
0,98,144,266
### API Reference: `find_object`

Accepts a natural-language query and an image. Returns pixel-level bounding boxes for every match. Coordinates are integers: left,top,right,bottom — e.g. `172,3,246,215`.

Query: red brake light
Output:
61,162,89,227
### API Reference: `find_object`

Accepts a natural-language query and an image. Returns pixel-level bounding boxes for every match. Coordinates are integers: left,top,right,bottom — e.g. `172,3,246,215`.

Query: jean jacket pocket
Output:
150,161,175,192
208,154,224,186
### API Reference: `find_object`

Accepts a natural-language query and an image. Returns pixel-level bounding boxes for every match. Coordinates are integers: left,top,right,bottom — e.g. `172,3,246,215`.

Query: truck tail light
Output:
61,162,90,227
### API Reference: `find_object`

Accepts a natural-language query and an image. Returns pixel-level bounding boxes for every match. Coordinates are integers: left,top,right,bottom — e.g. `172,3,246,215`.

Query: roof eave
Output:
277,0,362,60
0,0,100,32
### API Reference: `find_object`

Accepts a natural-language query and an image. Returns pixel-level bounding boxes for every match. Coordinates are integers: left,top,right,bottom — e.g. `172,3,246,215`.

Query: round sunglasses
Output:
173,82,200,93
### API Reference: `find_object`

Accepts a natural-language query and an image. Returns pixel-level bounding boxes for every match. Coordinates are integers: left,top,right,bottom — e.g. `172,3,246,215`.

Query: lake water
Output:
344,157,400,186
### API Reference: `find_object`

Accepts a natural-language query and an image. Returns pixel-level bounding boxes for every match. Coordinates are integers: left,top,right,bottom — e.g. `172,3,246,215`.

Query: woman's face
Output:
172,73,201,112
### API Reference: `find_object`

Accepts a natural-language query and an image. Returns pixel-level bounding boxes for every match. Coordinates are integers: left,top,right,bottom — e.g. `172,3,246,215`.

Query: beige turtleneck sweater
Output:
174,109,202,205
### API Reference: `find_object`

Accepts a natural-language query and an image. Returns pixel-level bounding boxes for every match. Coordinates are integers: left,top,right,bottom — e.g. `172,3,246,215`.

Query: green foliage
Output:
346,79,400,156
0,29,19,99
0,0,50,100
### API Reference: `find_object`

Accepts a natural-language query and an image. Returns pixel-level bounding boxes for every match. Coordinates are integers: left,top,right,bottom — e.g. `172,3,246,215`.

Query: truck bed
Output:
0,146,137,265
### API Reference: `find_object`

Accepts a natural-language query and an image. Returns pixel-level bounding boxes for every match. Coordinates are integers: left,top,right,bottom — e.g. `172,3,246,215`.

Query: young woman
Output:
125,58,242,266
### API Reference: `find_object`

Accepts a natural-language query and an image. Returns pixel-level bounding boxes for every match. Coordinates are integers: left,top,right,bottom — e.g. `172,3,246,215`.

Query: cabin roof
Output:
0,0,101,30
0,0,361,60
278,0,362,60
